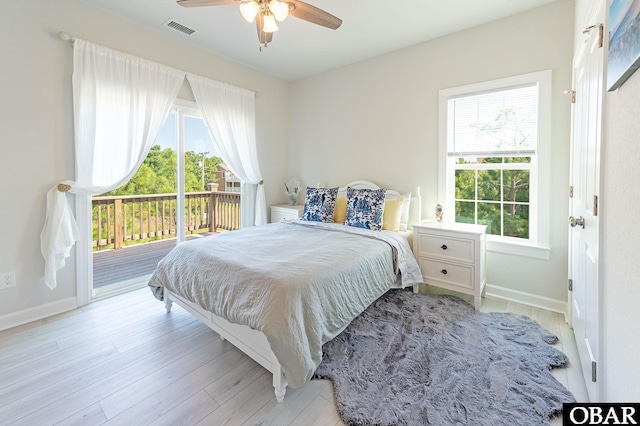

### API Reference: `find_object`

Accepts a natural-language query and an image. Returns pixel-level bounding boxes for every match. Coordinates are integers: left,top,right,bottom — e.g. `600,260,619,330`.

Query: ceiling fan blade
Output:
256,14,274,47
287,0,342,30
177,0,237,7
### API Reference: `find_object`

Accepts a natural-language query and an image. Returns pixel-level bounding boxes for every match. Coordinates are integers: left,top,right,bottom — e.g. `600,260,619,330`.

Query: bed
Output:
148,181,423,401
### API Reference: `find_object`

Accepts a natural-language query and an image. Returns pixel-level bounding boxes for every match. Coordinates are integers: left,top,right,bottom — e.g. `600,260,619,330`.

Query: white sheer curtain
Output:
187,73,266,228
41,39,185,289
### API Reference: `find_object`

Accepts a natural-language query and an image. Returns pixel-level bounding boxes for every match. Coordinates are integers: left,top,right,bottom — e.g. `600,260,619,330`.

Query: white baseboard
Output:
0,285,566,332
485,284,567,316
0,297,78,332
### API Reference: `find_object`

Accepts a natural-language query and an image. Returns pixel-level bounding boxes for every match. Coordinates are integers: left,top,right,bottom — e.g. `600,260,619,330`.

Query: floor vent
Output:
163,19,195,35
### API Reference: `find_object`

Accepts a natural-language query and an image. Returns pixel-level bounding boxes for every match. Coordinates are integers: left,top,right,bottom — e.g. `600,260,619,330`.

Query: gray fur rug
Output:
313,290,575,425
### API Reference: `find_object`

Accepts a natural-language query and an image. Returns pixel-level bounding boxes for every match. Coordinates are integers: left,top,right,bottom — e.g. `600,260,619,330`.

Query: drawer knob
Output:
441,244,448,250
441,269,448,275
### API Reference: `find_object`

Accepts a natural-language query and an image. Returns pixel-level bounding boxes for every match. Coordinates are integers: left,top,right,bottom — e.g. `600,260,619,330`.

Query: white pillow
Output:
385,192,411,231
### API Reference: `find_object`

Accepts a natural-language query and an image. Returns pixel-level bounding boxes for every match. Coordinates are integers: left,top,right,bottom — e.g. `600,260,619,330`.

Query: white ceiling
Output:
78,0,559,81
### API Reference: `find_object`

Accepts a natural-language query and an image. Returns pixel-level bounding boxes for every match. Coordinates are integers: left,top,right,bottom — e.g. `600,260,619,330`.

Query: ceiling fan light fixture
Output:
239,1,260,23
269,0,289,22
262,12,279,32
176,0,342,49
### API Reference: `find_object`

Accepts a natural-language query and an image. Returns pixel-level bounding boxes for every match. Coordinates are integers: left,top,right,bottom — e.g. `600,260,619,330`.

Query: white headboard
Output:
338,180,400,197
337,180,422,229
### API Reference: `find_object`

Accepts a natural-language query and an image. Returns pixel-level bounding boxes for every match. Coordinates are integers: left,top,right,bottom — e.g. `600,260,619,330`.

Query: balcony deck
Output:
93,233,214,289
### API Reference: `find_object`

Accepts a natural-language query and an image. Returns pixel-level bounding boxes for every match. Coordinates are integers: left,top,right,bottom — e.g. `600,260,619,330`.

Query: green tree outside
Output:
100,145,223,196
454,105,532,239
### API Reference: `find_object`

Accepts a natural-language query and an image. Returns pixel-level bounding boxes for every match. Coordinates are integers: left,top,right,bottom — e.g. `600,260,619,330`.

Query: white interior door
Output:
569,15,604,403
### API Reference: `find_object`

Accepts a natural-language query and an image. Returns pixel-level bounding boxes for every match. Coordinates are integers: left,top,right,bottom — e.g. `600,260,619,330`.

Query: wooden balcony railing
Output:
92,191,240,250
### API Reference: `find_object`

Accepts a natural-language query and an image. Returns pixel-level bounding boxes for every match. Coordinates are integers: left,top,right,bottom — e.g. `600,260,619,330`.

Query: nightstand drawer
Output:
416,233,475,263
417,258,474,290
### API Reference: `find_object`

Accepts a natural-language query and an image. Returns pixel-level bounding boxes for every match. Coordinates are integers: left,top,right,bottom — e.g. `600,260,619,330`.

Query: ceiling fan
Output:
177,0,342,49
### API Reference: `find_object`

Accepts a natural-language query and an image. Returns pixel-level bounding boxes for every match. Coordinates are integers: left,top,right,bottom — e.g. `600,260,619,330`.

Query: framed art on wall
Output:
608,0,640,91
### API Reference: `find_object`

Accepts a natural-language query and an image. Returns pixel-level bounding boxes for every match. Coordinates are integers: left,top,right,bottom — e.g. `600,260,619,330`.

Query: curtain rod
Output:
56,31,259,96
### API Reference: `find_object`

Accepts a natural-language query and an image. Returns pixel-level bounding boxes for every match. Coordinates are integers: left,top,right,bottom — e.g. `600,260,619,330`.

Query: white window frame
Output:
438,70,552,260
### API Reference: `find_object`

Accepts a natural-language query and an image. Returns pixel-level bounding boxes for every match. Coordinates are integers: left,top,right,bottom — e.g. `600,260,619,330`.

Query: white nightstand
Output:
413,221,487,310
270,204,304,223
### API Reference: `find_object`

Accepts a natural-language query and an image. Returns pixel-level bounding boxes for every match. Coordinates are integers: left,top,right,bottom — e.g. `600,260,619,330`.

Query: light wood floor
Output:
93,233,215,289
0,288,588,426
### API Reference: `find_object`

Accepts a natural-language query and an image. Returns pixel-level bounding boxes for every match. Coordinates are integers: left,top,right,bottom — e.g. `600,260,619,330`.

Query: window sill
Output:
486,238,550,260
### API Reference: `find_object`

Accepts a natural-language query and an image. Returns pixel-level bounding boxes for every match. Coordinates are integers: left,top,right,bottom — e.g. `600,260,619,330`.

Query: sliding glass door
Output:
90,101,226,298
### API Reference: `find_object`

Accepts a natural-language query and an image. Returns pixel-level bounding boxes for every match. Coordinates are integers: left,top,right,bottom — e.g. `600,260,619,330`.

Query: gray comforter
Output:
148,220,422,388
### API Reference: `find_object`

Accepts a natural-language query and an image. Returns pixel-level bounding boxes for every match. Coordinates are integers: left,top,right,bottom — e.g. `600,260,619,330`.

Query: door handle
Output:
569,216,585,229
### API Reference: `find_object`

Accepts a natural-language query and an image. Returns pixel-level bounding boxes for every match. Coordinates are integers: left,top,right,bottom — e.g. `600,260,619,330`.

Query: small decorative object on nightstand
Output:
435,204,443,222
270,204,304,223
284,177,301,206
413,221,487,310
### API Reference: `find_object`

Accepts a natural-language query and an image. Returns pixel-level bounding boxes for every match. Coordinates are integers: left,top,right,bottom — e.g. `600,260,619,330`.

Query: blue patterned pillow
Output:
345,187,387,231
302,187,339,222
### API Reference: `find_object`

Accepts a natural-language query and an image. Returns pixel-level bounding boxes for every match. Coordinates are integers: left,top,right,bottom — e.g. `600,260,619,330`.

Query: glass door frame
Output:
77,99,208,303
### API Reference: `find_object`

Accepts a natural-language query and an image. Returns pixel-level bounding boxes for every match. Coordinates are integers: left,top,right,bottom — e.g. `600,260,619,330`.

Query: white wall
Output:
574,0,592,51
288,0,575,307
601,11,640,401
0,0,289,321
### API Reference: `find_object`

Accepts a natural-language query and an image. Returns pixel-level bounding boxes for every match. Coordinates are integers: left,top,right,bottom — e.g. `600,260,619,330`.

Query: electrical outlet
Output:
0,271,16,290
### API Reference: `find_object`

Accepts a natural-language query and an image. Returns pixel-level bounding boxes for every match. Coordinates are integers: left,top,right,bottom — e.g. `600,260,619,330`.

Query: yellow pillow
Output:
333,195,348,223
382,197,405,231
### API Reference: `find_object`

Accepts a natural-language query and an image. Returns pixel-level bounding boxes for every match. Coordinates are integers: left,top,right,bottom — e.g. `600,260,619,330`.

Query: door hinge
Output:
583,24,604,48
568,279,573,291
592,361,597,382
593,195,598,216
564,90,576,103
569,186,574,197
598,24,604,48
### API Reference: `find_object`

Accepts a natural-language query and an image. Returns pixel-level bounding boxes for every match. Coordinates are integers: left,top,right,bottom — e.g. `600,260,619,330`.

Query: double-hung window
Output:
439,71,551,259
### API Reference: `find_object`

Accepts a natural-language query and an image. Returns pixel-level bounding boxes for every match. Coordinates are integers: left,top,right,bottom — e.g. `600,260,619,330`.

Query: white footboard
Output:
164,290,288,402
